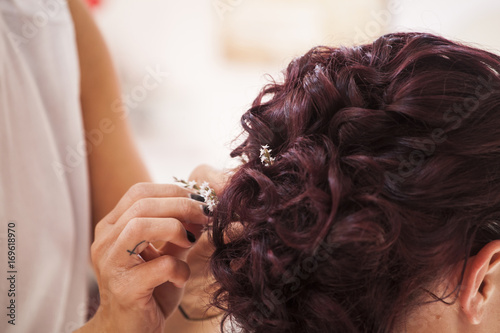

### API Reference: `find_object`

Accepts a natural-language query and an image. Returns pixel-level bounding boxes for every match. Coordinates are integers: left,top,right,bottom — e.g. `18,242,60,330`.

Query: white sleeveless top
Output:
0,1,90,332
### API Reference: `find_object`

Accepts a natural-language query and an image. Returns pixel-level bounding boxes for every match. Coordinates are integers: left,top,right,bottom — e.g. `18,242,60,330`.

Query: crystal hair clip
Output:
260,144,275,166
173,177,219,212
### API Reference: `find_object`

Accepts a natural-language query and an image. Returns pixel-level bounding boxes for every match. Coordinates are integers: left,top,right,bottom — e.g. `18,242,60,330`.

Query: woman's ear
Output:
458,240,500,325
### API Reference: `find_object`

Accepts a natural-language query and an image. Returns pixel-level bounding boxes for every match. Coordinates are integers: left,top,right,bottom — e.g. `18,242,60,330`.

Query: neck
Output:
395,301,460,333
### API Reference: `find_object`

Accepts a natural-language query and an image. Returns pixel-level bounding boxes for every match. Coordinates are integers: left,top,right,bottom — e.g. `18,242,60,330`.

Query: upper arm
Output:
68,0,151,227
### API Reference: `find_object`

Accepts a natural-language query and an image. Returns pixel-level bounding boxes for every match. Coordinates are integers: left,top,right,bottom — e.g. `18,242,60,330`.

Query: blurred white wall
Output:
92,0,500,182
391,0,500,53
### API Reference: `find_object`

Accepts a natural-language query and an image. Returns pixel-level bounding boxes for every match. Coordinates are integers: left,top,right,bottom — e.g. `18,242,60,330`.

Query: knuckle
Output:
122,217,152,240
179,198,194,216
161,256,177,273
130,198,148,217
90,241,100,263
165,183,182,196
127,182,151,201
163,256,190,281
94,221,104,235
90,233,107,263
171,219,185,236
178,261,191,281
126,217,146,234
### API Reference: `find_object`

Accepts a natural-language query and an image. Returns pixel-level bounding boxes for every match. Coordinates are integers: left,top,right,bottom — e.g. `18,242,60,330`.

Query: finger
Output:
156,223,205,257
141,224,204,262
105,183,195,224
112,217,196,266
148,197,206,252
139,243,161,262
115,197,209,231
129,255,191,290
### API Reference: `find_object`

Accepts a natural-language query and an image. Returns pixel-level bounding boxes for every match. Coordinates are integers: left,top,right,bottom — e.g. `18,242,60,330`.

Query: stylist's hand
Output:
77,183,209,333
175,165,229,320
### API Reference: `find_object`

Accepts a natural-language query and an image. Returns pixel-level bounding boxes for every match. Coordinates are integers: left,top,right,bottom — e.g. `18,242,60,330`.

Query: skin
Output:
180,166,500,333
401,241,500,333
69,0,151,227
68,1,500,331
163,165,229,333
168,168,500,333
68,1,216,331
76,183,210,333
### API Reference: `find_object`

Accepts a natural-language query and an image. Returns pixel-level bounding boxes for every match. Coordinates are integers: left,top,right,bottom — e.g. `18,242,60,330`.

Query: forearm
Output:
68,0,151,228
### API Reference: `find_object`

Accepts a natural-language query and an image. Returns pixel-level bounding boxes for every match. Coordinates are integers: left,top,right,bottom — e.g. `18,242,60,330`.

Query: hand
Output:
177,165,229,319
78,183,209,333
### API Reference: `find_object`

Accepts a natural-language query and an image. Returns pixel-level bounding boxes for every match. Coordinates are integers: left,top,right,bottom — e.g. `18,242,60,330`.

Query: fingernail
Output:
189,193,205,202
186,230,196,243
202,205,213,217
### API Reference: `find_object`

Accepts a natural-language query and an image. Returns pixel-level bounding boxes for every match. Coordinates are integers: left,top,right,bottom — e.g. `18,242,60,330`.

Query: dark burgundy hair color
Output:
210,32,500,333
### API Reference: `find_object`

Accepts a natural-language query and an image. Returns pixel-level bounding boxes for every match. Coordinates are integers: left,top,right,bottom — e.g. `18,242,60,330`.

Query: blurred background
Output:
87,0,500,182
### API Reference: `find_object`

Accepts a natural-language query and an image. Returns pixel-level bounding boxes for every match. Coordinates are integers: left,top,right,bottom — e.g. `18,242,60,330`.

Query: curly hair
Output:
210,32,500,333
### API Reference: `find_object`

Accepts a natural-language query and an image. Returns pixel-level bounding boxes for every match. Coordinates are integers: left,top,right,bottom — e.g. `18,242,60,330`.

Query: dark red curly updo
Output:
211,32,500,333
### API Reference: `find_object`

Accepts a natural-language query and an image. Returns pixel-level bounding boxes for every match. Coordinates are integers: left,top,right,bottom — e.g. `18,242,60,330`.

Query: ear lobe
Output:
458,240,500,325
